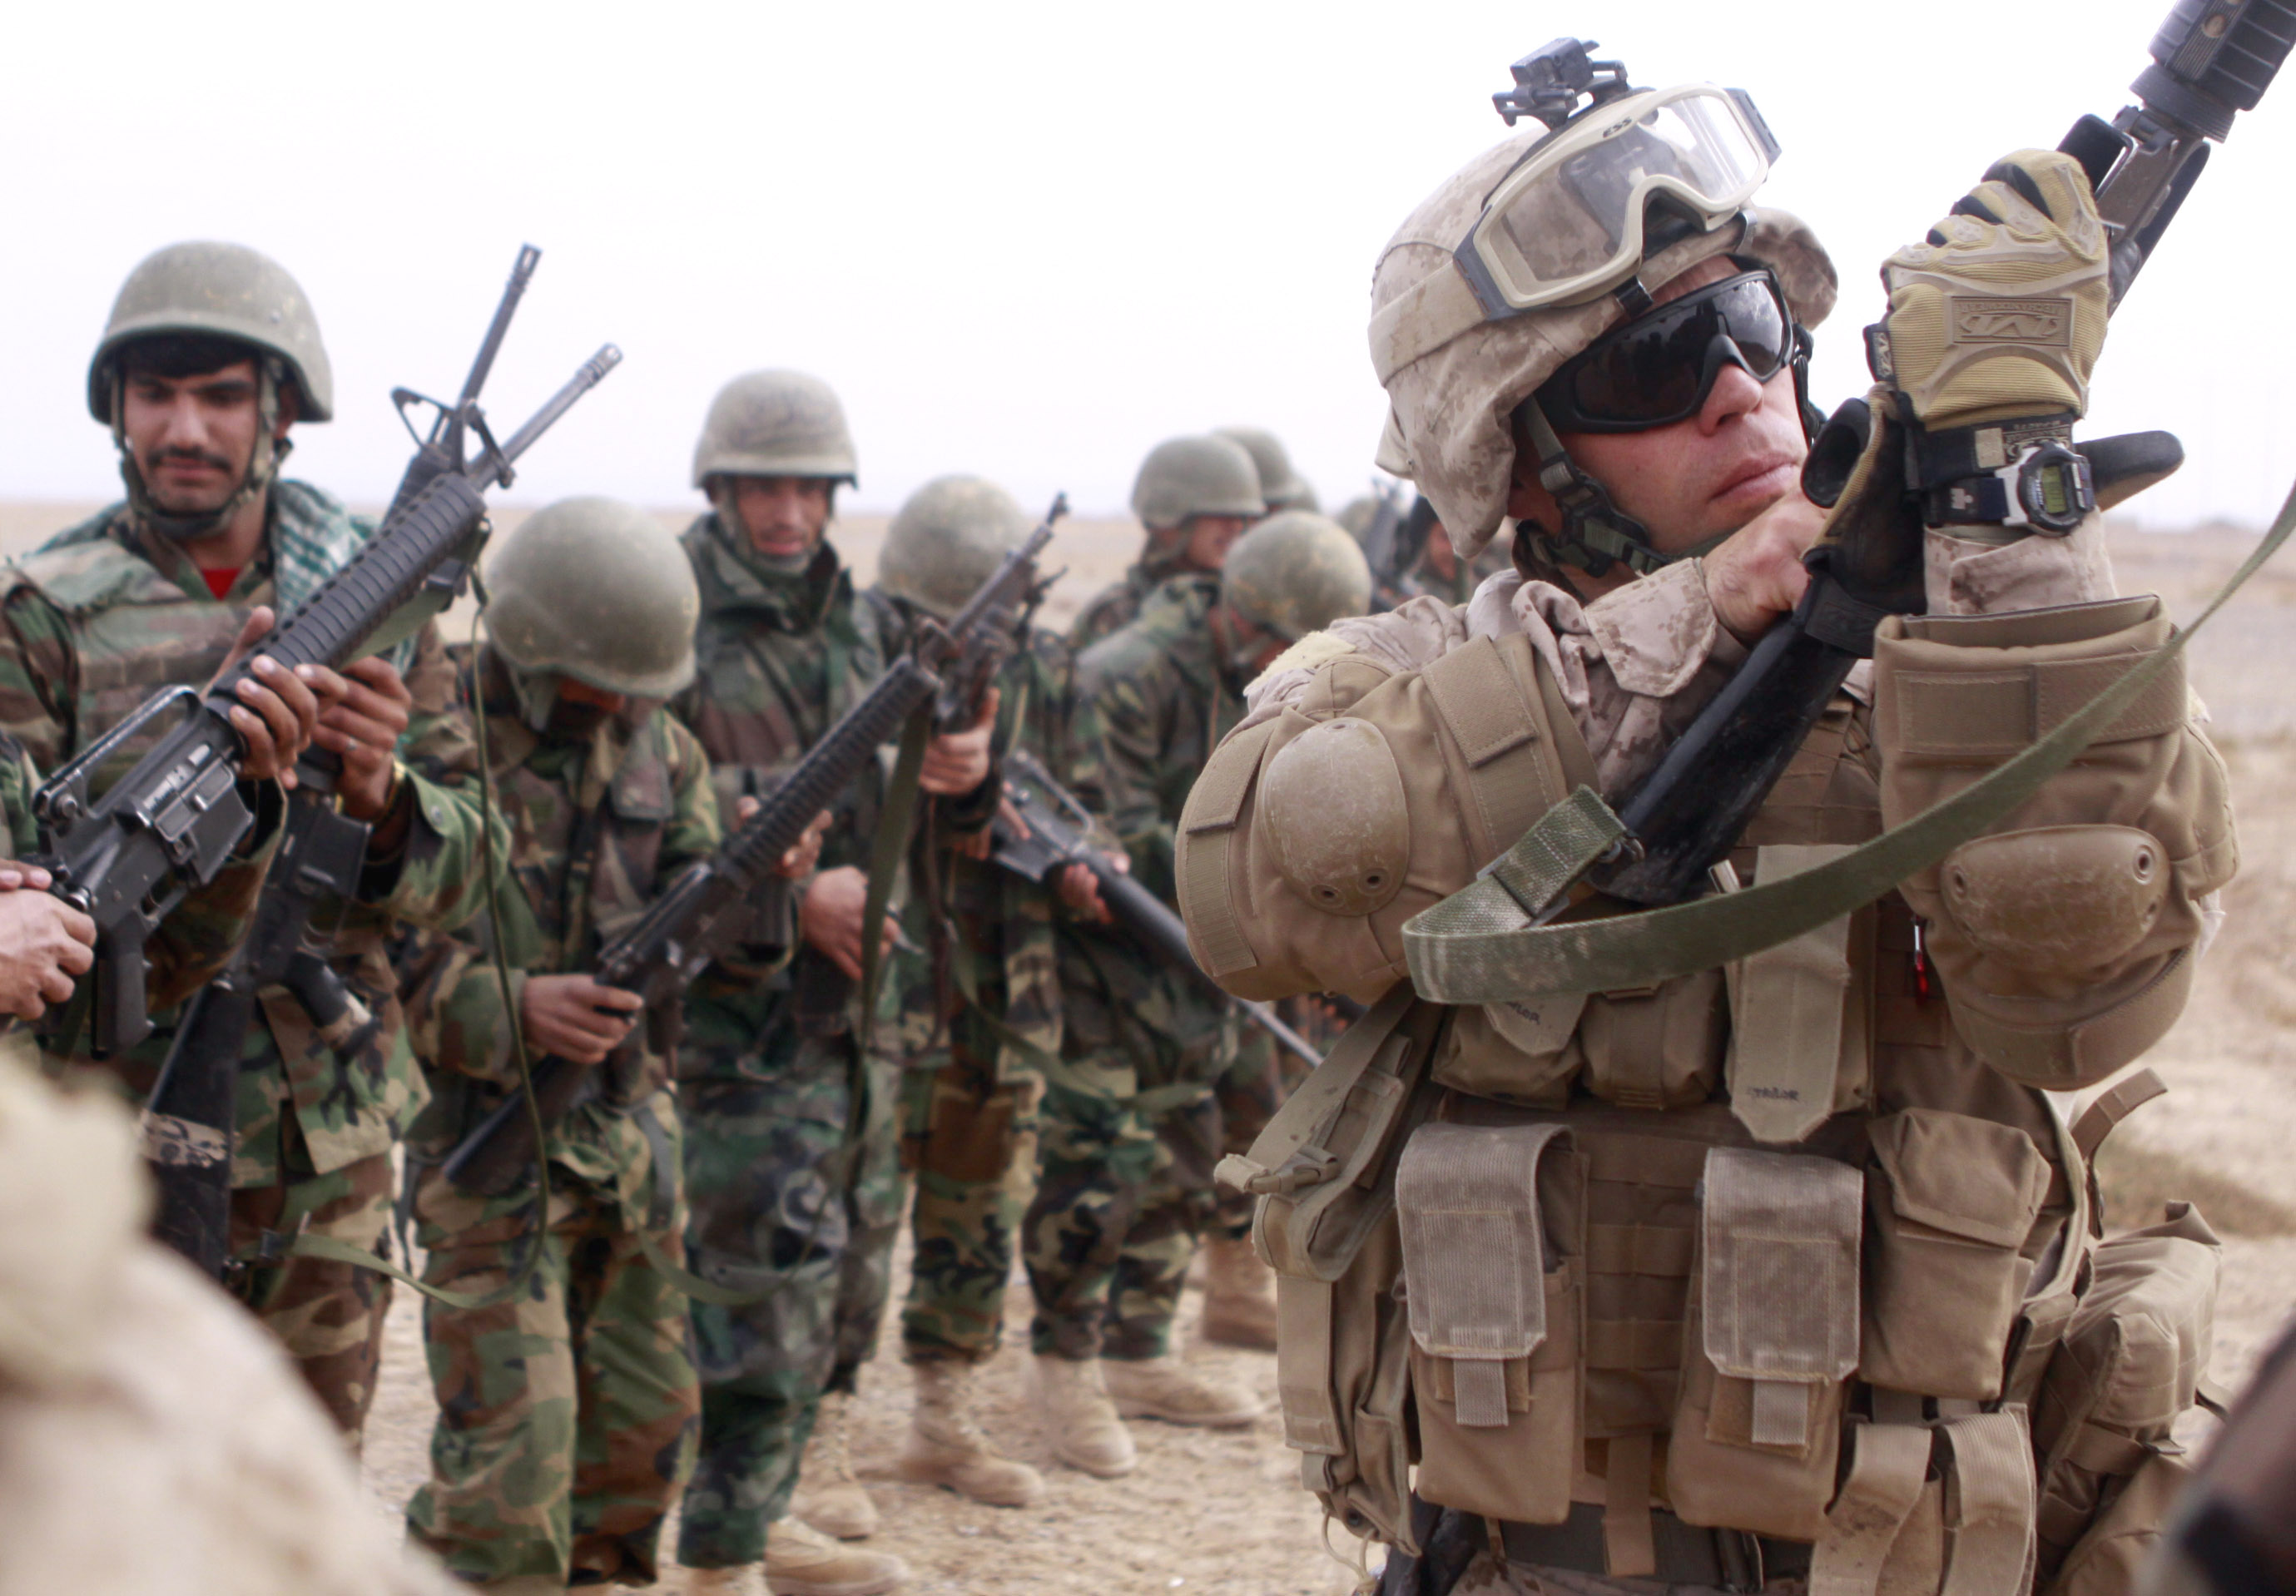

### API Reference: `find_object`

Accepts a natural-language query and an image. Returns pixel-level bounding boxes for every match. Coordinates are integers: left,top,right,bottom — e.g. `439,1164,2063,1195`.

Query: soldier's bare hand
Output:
920,688,999,796
1702,490,1827,643
800,864,897,980
1055,860,1111,923
519,974,643,1067
0,860,53,892
212,607,330,788
315,657,414,821
0,890,96,1019
783,809,833,880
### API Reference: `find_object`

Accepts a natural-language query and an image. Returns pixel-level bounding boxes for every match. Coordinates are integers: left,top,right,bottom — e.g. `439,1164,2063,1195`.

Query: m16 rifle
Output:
991,749,1322,1069
32,245,618,1276
1554,0,2289,913
439,498,1070,1197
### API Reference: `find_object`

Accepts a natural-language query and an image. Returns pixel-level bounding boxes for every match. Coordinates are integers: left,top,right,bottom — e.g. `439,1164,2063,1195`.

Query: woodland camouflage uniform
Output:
669,512,909,1571
1066,548,1188,653
871,616,1106,1366
1023,572,1277,1361
0,485,499,1436
399,646,715,1589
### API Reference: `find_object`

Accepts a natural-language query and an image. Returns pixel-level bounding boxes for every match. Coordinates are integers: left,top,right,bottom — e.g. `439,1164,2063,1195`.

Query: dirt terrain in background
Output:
7,503,2289,1592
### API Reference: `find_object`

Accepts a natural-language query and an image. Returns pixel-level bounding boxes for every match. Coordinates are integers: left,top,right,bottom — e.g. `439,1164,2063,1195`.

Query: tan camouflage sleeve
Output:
1238,561,1748,800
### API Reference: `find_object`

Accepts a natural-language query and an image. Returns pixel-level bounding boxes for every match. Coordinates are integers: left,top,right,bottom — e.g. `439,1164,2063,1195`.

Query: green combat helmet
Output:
1130,434,1264,531
1221,510,1372,642
879,474,1032,621
1215,426,1318,513
88,240,334,541
486,497,700,706
87,240,334,423
692,369,859,488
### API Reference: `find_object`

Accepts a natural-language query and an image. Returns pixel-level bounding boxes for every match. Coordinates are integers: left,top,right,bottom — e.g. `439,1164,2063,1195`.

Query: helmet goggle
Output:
1455,82,1781,319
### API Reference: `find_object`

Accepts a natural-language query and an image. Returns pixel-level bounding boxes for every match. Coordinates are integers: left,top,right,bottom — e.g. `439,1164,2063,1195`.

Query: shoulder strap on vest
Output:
2071,1066,2168,1164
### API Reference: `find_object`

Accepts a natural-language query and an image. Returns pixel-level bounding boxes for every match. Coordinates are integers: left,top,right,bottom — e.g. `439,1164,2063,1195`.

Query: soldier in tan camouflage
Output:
1069,434,1267,650
0,241,503,1445
1183,55,2234,1596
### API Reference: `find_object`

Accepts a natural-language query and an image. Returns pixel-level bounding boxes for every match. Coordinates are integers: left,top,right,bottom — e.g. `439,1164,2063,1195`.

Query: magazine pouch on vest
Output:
1228,986,1442,1553
1862,1108,2053,1400
1396,1120,1585,1526
2032,1200,2220,1589
1669,1146,1862,1541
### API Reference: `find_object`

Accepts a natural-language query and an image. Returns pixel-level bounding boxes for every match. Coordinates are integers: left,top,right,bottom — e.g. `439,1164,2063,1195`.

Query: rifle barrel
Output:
491,345,623,473
454,244,541,412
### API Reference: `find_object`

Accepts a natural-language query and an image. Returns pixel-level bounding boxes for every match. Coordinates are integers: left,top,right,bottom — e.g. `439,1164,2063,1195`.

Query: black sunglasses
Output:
1533,268,1798,434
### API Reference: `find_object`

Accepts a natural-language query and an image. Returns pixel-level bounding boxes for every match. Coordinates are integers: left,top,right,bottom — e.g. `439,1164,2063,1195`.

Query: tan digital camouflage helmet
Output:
486,496,699,699
879,474,1033,622
1214,427,1319,513
1221,510,1372,642
87,240,334,423
1369,131,1835,558
1130,434,1265,530
692,369,858,488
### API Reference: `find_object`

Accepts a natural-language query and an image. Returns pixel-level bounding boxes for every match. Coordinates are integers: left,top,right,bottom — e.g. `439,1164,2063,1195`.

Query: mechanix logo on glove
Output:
1951,298,2075,346
1872,147,2110,431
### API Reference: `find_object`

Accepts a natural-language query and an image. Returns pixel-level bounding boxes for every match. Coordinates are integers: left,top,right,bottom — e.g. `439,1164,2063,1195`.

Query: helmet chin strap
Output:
1517,322,1823,579
500,657,564,735
112,355,292,544
1516,397,1679,578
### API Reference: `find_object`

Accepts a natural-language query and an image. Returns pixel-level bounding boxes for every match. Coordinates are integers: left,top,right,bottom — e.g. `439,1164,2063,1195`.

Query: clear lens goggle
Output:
1455,82,1782,318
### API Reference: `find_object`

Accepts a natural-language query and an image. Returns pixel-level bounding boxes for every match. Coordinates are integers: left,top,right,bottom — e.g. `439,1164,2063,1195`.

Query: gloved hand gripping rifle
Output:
1551,0,2289,913
439,498,1071,1197
990,749,1323,1069
32,245,618,1275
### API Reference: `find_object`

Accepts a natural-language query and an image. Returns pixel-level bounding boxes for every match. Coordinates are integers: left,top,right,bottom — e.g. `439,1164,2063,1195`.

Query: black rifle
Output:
990,748,1323,1069
1575,2,2288,910
89,248,617,1276
439,500,1070,1197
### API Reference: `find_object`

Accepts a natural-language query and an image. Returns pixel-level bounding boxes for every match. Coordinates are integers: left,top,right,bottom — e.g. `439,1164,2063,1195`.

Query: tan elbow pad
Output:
1177,633,1581,1004
1874,595,2236,1088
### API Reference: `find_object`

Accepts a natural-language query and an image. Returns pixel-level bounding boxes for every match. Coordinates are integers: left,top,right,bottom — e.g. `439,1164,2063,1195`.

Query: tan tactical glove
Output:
1873,149,2109,429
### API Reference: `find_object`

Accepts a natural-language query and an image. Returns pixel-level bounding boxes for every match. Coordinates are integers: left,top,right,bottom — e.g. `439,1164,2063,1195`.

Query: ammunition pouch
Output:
2033,1200,2222,1590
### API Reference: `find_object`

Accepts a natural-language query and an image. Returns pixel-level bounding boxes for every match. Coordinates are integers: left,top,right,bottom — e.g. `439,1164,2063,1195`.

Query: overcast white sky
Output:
2,0,2289,530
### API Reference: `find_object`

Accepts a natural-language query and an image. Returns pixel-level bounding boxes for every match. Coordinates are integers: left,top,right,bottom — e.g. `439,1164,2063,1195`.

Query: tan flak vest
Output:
1178,617,2227,1596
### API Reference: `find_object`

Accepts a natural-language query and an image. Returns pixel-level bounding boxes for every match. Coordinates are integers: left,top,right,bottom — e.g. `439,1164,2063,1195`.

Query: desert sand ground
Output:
6,501,2289,1593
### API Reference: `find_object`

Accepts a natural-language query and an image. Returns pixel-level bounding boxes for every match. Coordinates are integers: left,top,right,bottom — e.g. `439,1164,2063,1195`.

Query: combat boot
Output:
763,1518,909,1596
1028,1352,1138,1477
684,1565,769,1595
1101,1354,1263,1427
1196,1234,1280,1351
895,1357,1049,1507
788,1390,879,1539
